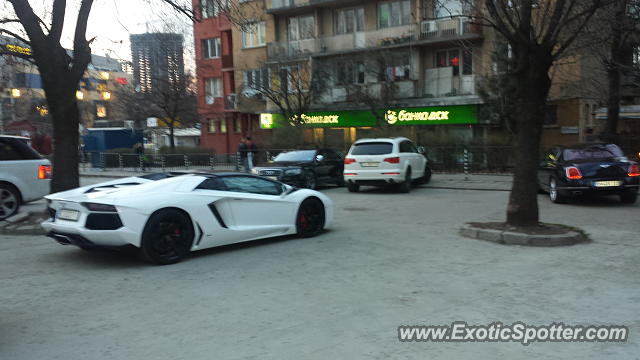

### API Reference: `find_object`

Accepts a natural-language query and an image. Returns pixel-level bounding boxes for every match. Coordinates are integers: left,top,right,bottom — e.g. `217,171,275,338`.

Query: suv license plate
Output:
58,209,80,221
360,162,379,167
594,180,622,187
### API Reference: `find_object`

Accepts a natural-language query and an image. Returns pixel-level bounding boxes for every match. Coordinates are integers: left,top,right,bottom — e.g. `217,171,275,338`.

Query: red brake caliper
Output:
298,214,308,231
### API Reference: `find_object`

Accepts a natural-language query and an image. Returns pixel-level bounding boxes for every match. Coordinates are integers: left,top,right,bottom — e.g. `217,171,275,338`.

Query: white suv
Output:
343,137,431,193
0,135,52,220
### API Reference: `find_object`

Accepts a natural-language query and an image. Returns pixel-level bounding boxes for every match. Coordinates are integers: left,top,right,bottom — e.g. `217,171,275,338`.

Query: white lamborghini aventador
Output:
41,172,333,264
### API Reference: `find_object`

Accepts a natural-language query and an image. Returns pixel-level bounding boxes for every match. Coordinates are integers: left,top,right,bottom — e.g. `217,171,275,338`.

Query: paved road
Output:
1,185,639,359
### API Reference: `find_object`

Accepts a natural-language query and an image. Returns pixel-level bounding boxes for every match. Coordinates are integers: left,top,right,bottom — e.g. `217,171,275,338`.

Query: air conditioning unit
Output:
421,20,437,35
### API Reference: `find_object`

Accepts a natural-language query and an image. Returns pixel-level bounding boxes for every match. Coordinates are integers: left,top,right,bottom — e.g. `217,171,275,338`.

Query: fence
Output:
80,147,515,174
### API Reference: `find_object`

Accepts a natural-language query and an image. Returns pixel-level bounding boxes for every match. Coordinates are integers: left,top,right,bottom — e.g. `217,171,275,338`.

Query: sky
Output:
2,0,195,70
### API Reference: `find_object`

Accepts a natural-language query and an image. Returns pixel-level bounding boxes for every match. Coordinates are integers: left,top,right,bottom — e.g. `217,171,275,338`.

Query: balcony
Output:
267,24,417,61
419,16,482,41
267,0,342,13
424,67,477,98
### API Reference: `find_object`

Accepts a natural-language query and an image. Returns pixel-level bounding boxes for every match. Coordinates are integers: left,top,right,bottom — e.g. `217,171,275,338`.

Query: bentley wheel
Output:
303,172,317,189
347,183,359,192
296,198,325,238
140,209,194,265
0,184,20,221
549,177,567,204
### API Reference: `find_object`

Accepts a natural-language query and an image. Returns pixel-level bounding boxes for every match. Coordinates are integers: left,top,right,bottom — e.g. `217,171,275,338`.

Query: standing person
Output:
237,137,249,172
245,136,257,171
134,142,146,171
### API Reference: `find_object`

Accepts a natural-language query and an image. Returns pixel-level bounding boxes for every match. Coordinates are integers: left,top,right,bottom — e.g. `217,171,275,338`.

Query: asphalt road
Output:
1,184,639,359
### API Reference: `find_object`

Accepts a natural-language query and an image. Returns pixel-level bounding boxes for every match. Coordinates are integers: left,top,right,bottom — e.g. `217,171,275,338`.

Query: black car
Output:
252,149,345,189
538,143,639,204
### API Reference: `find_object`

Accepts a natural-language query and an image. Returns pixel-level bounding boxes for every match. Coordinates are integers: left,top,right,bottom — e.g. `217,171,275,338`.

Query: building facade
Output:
130,33,185,93
193,0,635,153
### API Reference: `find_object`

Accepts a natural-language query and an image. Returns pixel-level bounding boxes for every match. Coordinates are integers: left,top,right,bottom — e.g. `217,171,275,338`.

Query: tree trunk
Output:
506,54,552,227
602,1,626,144
46,88,81,193
169,125,175,149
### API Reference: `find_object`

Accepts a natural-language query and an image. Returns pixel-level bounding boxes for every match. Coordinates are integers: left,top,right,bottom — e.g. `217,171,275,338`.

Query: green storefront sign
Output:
260,104,477,129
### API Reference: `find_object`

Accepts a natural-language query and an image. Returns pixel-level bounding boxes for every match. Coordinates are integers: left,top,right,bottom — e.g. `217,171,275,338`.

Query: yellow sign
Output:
5,44,31,56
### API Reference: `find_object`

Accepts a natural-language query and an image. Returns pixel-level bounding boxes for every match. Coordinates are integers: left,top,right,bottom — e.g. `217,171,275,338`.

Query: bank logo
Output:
385,110,398,124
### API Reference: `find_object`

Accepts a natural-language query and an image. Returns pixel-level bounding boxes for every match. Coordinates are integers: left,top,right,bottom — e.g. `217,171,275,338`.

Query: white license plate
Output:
265,176,278,181
360,162,379,167
594,180,622,187
58,209,80,221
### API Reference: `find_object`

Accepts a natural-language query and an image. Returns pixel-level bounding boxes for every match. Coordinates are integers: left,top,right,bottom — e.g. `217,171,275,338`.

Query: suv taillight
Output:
383,157,400,164
628,164,640,177
344,158,356,164
38,165,52,179
565,166,582,180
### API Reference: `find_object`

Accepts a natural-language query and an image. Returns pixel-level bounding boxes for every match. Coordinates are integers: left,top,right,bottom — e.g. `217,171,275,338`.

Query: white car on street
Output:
343,137,431,193
0,135,51,220
42,172,333,264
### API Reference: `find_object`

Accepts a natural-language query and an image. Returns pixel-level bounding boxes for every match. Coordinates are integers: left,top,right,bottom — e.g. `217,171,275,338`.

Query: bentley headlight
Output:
285,168,302,175
250,168,259,175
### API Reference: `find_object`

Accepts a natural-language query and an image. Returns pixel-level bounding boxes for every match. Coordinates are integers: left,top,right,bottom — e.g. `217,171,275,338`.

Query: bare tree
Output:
596,0,640,142
461,0,605,226
0,0,199,192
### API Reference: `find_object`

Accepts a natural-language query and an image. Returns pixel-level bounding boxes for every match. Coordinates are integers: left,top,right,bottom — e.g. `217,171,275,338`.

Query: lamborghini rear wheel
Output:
296,198,325,238
140,208,194,265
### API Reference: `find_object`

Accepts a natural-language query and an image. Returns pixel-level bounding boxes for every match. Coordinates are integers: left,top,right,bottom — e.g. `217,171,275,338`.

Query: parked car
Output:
0,135,52,220
343,137,431,193
42,172,333,265
538,143,639,204
251,149,345,189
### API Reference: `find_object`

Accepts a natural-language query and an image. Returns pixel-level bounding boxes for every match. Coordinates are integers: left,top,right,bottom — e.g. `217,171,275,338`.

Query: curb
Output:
423,185,510,192
0,212,47,236
459,224,588,246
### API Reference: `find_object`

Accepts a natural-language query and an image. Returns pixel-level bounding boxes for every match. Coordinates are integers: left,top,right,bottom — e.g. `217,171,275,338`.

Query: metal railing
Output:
80,147,515,174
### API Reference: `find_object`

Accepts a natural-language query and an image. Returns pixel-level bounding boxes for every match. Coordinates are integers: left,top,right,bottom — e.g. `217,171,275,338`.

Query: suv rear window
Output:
0,137,42,161
351,142,393,155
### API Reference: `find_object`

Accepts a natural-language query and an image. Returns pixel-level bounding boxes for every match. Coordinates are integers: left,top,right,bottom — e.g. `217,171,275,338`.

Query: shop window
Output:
378,0,411,28
336,7,364,35
95,102,107,118
544,105,558,126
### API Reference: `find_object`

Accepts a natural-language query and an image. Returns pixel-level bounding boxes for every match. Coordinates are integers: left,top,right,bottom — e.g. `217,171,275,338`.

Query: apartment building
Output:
193,0,625,152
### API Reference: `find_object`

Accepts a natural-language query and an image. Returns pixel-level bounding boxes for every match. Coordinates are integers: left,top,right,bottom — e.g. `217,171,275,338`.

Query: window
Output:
544,105,558,125
279,65,302,93
379,61,411,81
435,49,473,76
434,0,466,18
633,46,640,67
220,119,227,133
242,22,266,48
0,138,42,161
288,16,315,41
202,38,221,59
221,176,282,195
399,141,417,153
95,102,107,118
208,119,217,133
201,0,229,18
378,0,410,28
351,142,393,155
234,118,242,133
336,8,364,34
336,61,365,85
196,178,226,191
243,68,269,93
204,77,222,104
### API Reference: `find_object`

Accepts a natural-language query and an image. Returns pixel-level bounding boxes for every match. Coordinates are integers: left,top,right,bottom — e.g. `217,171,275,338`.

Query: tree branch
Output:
50,0,66,42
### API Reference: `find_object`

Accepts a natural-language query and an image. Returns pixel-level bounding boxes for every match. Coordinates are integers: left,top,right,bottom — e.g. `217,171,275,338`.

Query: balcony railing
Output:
424,67,477,98
419,16,482,40
267,24,418,60
267,0,339,11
